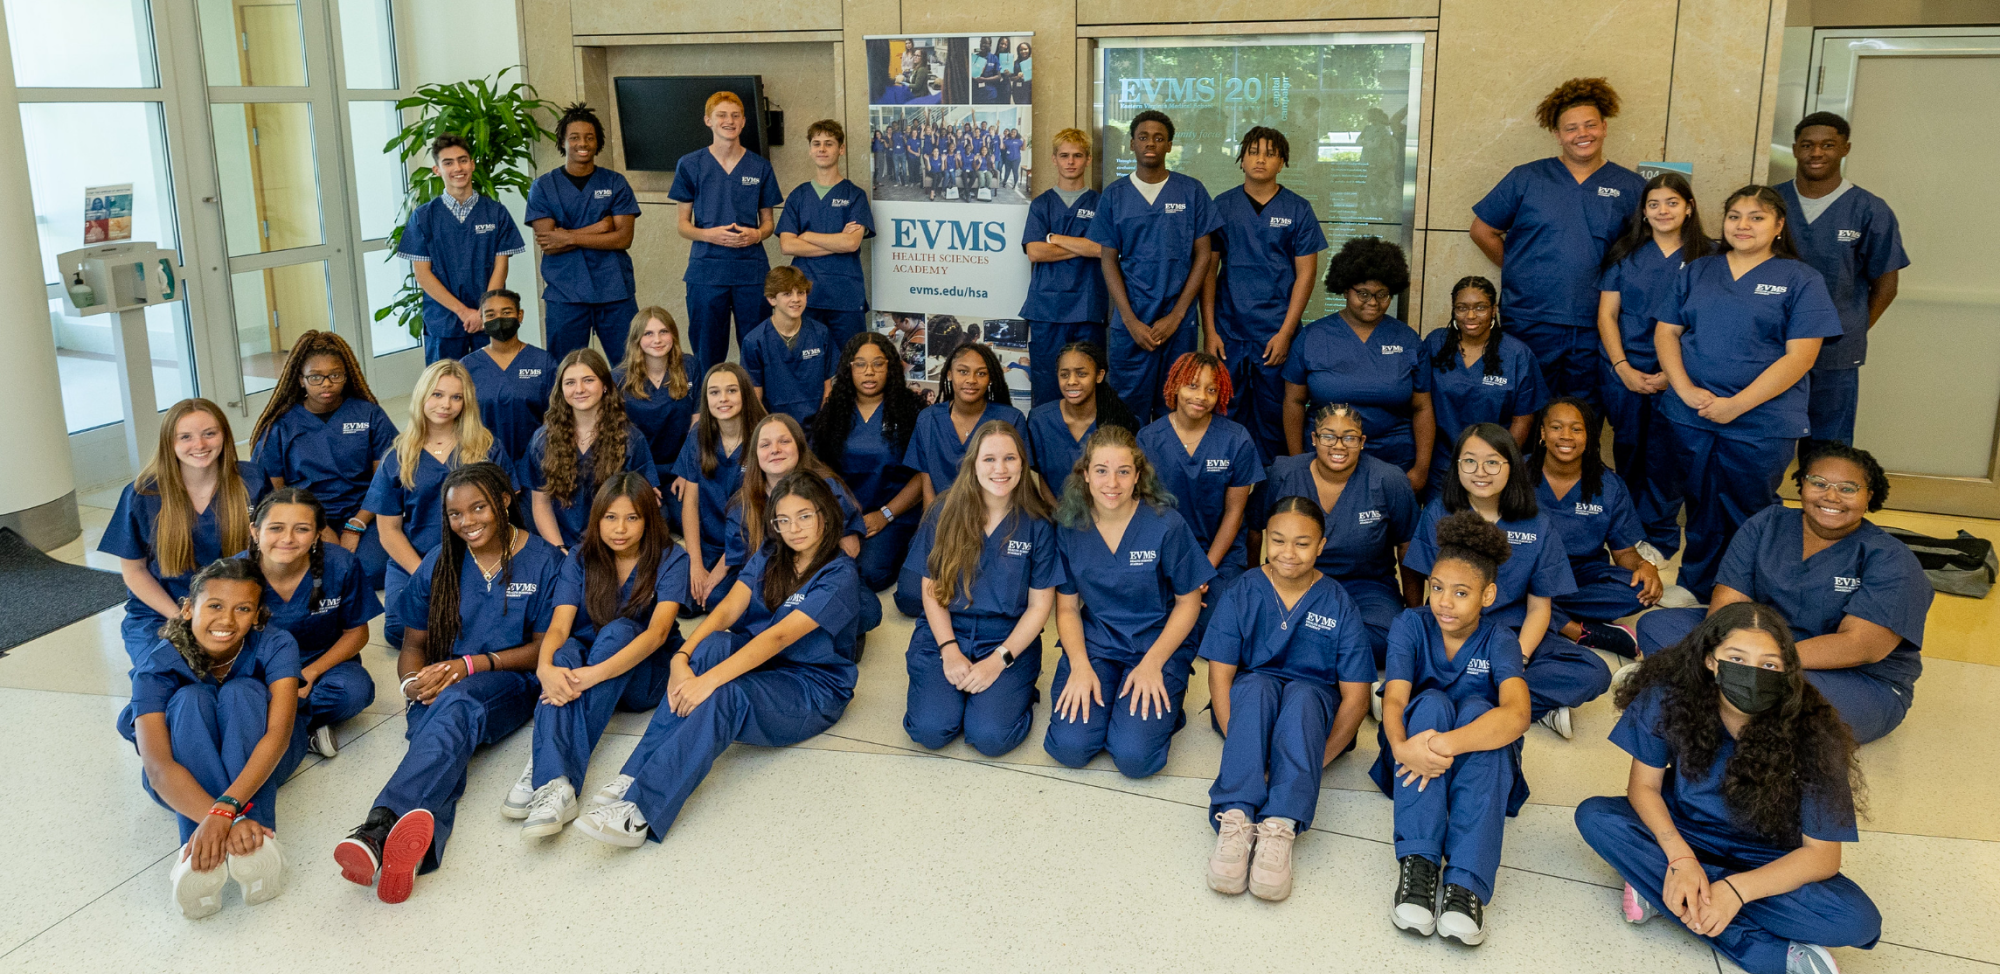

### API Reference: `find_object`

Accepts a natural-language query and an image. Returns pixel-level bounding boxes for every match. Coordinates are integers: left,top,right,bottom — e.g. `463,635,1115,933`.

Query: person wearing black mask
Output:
461,289,558,488
1576,602,1881,974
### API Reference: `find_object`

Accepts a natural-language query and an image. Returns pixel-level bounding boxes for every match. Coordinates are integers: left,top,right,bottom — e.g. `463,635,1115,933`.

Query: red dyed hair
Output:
1162,351,1232,416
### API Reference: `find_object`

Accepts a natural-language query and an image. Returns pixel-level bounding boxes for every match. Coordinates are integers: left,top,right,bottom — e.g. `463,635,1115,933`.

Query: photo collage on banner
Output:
863,33,1035,408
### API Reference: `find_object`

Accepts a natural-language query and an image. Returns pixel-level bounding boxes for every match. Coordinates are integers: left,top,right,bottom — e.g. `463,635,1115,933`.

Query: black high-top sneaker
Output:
1438,882,1487,946
1392,855,1441,935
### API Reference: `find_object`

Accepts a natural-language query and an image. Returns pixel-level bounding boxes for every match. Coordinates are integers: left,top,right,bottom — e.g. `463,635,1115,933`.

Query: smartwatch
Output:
880,506,897,523
1000,647,1018,666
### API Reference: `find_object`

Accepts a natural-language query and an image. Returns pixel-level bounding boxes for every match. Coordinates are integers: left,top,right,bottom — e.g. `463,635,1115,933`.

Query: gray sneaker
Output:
501,760,535,819
588,773,634,808
1785,943,1840,974
575,800,650,848
520,778,578,840
1538,706,1574,740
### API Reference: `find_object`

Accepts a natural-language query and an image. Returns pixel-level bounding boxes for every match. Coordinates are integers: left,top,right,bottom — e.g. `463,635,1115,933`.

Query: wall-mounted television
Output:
614,75,768,171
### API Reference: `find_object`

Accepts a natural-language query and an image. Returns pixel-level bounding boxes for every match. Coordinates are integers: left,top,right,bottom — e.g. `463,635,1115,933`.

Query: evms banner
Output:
864,33,1034,402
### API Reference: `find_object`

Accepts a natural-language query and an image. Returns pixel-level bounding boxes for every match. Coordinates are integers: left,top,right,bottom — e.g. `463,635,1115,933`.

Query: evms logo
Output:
310,595,344,615
505,582,538,598
740,176,761,186
341,422,370,434
1129,550,1158,567
593,189,613,199
1268,216,1294,228
1302,612,1338,632
1380,345,1404,355
518,369,543,379
474,223,496,234
1573,501,1605,516
1076,209,1096,219
1358,510,1383,525
1467,657,1491,675
831,197,851,207
1597,186,1622,198
1481,375,1509,387
801,348,823,360
1164,203,1187,214
784,592,808,607
1506,530,1537,545
1836,229,1862,242
1006,540,1033,557
1205,458,1232,473
1754,283,1789,296
1834,576,1862,593
1117,77,1215,107
891,218,1008,252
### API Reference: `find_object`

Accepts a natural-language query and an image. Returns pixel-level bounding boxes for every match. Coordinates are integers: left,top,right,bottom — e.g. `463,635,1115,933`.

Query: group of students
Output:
101,75,1925,974
872,117,1027,201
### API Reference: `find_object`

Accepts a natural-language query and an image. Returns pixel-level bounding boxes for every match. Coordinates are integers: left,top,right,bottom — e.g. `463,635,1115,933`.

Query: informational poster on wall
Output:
84,183,134,244
864,32,1035,405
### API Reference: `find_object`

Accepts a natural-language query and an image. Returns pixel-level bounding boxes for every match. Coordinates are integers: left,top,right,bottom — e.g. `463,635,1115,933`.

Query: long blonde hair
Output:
621,306,691,401
140,399,253,576
927,421,1049,605
394,360,496,488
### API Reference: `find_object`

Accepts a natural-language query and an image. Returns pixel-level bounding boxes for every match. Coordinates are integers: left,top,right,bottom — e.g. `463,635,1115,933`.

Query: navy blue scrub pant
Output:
120,608,168,665
1341,576,1405,668
1512,320,1603,413
904,615,1043,756
1523,630,1613,721
121,681,302,843
1636,608,1911,744
531,618,676,791
374,670,538,867
1043,643,1195,778
1224,340,1288,464
1667,423,1793,602
1575,796,1880,973
299,657,375,730
423,330,490,365
1552,559,1649,627
618,630,852,841
1026,319,1108,408
1369,689,1522,903
857,519,915,595
546,297,639,369
686,284,767,377
804,307,866,359
1806,366,1860,447
1209,673,1336,830
1598,361,1685,556
383,558,415,649
1109,309,1198,426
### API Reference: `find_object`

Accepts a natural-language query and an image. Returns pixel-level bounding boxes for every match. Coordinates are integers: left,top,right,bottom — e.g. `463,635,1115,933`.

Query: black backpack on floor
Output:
1880,526,1997,599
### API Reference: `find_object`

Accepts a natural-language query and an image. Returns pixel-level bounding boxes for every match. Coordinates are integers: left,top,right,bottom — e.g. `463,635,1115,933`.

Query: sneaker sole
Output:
227,839,285,905
332,838,379,887
1248,875,1292,902
377,810,434,904
310,727,338,758
1205,865,1249,895
520,805,579,840
1438,915,1486,946
574,815,647,848
499,798,533,821
172,863,229,920
1391,904,1436,936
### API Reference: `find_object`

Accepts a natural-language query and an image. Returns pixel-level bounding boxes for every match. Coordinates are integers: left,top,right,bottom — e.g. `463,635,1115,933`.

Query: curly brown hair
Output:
1535,77,1621,131
542,348,633,506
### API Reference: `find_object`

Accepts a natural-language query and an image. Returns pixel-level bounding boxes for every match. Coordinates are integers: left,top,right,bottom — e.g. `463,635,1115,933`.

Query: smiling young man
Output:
1775,112,1910,447
1019,128,1107,407
671,91,783,376
524,104,641,367
777,120,875,355
397,135,526,364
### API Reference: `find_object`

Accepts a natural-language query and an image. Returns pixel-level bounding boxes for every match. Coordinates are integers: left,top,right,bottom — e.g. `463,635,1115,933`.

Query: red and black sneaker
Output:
375,809,435,905
1575,622,1639,658
334,807,393,887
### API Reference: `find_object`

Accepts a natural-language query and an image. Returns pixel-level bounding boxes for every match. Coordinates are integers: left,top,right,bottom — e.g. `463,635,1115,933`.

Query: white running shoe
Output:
227,836,285,905
1657,584,1700,609
170,847,229,919
575,800,650,848
520,779,579,840
309,725,339,758
1371,680,1385,724
1785,943,1840,974
589,774,635,808
1538,706,1574,740
501,760,535,819
1205,809,1256,895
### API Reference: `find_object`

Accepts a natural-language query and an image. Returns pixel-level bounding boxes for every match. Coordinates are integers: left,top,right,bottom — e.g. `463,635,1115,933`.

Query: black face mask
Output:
1714,659,1790,715
484,316,520,342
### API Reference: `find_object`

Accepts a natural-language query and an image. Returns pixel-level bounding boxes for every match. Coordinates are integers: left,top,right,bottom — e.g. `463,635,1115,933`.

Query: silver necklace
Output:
474,526,515,585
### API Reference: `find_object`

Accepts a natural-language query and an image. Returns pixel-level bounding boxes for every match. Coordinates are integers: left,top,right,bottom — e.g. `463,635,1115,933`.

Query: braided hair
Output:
810,332,926,470
250,487,329,610
423,463,522,664
1527,397,1605,503
159,558,270,680
1430,276,1506,378
249,331,379,455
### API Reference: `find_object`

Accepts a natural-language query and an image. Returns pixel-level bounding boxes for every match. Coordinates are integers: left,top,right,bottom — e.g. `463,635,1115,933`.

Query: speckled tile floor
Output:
3,501,1995,973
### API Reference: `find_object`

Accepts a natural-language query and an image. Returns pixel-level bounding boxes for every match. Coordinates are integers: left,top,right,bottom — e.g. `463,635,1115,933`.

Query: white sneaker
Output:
170,846,229,919
1205,809,1256,895
226,836,285,905
1657,584,1700,609
1786,943,1841,974
1370,680,1385,724
1538,706,1574,740
309,725,339,758
501,760,535,819
1611,662,1642,699
575,800,650,848
1635,541,1668,569
589,774,635,808
520,779,578,840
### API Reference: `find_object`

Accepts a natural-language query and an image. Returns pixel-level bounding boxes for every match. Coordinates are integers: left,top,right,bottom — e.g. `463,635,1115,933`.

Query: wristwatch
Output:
880,506,897,523
1000,647,1017,666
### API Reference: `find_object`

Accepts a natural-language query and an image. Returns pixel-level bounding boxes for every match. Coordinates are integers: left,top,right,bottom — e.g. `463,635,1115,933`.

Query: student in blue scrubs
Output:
1259,403,1418,664
102,398,267,664
1596,172,1712,556
1377,512,1532,947
250,331,397,588
903,422,1061,755
1471,78,1646,406
1201,127,1327,462
614,306,702,475
740,266,837,426
1283,237,1433,491
1421,276,1546,493
1137,351,1264,627
1202,496,1373,902
1655,184,1841,600
777,119,875,353
673,363,766,613
367,359,512,649
1044,425,1216,777
719,413,871,633
1405,424,1610,740
905,342,1026,505
334,464,561,903
1636,443,1929,745
1530,398,1663,657
577,473,861,847
396,134,525,364
1088,110,1220,425
511,474,689,839
672,91,782,375
1020,128,1107,407
1024,341,1139,503
809,333,928,600
122,559,299,918
1778,112,1910,447
249,488,380,761
1579,603,1880,974
461,288,557,487
524,104,640,367
528,349,659,551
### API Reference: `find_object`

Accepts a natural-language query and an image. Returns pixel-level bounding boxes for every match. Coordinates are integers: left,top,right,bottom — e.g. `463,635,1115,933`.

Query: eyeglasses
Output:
1801,474,1865,498
1314,431,1363,447
1453,302,1494,315
1457,457,1508,474
1347,288,1393,306
770,511,820,531
302,372,346,387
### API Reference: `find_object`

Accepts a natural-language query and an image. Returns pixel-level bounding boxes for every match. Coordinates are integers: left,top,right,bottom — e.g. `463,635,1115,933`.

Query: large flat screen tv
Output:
614,75,766,171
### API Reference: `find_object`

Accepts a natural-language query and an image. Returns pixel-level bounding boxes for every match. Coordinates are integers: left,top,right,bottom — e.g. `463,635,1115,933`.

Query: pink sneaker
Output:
1206,809,1256,895
1248,818,1297,901
1622,882,1658,923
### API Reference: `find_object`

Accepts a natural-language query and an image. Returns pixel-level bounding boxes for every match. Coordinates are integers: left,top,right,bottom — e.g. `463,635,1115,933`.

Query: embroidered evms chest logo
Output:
593,189,613,199
1205,458,1231,473
1129,550,1158,567
1076,209,1095,219
341,422,370,434
741,176,762,186
1754,284,1789,296
1163,203,1186,214
1833,576,1861,593
1302,612,1338,632
1006,540,1033,557
474,223,496,234
1836,229,1861,242
1268,217,1293,228
505,582,538,598
1597,187,1622,198
1358,510,1383,525
1505,530,1537,545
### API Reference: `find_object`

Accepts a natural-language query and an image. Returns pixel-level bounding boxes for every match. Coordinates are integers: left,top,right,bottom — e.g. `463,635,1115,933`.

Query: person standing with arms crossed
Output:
1020,128,1107,408
777,119,875,355
524,104,640,367
671,91,782,376
397,135,525,364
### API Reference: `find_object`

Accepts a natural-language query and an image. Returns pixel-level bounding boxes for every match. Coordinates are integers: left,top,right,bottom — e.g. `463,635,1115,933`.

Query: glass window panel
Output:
348,100,404,240
211,101,324,255
363,247,418,356
232,261,330,396
337,0,396,89
4,0,158,88
197,0,306,87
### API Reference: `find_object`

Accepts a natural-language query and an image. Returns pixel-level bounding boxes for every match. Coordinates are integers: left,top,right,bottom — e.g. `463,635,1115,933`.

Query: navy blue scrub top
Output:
1651,254,1842,440
1019,188,1107,324
1776,181,1910,370
614,360,703,475
1384,607,1525,710
253,399,399,522
1422,329,1547,481
722,474,866,570
1083,172,1223,325
1537,471,1644,564
1209,185,1328,347
1199,569,1375,687
837,404,916,510
903,401,1026,495
1054,503,1218,666
1405,498,1577,629
1282,313,1424,467
363,443,517,554
100,461,269,621
1024,402,1095,496
732,549,862,682
260,543,382,664
670,434,744,568
523,166,640,304
464,344,557,484
668,148,782,287
1472,157,1645,327
903,508,1064,623
1259,452,1417,584
527,423,660,548
776,179,875,312
740,318,838,425
1716,505,1929,699
130,627,302,719
396,534,564,654
1136,416,1264,566
1595,241,1687,372
547,542,692,645
395,193,526,339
